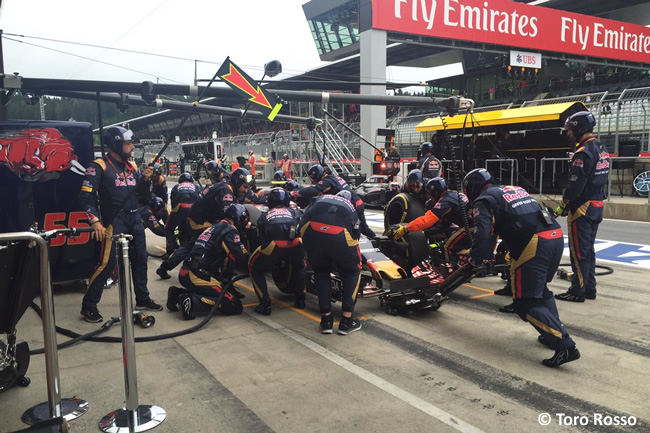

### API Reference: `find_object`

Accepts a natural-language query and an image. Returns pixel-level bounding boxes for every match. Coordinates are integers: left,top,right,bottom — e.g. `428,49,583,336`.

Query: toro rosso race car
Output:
353,175,401,208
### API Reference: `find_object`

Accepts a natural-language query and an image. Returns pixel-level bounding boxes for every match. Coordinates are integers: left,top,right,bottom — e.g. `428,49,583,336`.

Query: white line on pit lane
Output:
249,312,487,433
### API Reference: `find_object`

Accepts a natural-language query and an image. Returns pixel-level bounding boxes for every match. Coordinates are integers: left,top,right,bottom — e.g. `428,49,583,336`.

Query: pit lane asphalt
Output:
1,210,648,433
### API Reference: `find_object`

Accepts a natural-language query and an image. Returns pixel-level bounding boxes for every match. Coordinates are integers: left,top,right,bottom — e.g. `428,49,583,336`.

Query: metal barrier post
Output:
100,234,166,433
6,232,90,427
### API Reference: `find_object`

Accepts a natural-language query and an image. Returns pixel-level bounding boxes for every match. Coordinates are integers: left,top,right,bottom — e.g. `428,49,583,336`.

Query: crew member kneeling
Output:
463,168,580,368
249,188,306,315
300,192,362,335
166,204,250,319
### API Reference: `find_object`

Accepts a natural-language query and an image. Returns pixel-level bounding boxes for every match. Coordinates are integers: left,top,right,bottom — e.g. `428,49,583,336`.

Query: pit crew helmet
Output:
205,160,225,183
462,168,494,202
150,197,166,216
419,141,434,155
224,203,250,232
230,167,253,191
564,111,596,139
267,188,290,208
307,164,325,183
406,169,424,189
425,177,448,203
273,170,286,181
103,126,134,161
336,190,354,208
178,172,193,183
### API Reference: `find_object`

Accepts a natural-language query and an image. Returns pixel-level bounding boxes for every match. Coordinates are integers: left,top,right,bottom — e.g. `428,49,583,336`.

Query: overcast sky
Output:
0,0,459,89
0,0,329,84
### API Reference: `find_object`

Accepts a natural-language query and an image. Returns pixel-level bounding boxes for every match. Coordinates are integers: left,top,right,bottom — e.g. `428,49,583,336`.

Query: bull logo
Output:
0,128,85,181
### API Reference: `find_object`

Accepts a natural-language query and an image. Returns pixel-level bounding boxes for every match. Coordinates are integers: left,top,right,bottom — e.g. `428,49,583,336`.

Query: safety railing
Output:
485,158,519,186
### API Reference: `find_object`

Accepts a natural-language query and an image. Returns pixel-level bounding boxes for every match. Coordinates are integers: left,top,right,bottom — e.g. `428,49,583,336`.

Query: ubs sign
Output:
510,50,541,69
372,0,650,64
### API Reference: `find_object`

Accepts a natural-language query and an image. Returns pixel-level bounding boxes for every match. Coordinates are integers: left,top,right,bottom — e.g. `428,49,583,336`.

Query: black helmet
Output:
285,179,300,192
273,170,286,181
463,168,493,202
406,169,424,189
224,203,250,232
267,188,290,208
419,141,434,155
425,177,447,202
150,196,166,215
205,160,225,183
152,163,162,175
230,168,252,191
308,164,325,183
103,126,134,161
336,190,354,207
564,111,596,139
178,172,193,183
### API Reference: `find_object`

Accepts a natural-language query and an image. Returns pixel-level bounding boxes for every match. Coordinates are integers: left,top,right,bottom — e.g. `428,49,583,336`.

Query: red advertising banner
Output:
372,0,650,64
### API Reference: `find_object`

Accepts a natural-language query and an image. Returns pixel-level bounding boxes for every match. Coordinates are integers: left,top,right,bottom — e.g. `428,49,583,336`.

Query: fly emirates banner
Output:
372,0,650,64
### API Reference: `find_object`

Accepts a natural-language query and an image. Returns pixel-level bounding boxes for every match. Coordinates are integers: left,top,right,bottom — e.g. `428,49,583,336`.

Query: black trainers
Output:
542,345,581,368
585,292,597,300
80,307,103,323
555,291,585,302
229,287,245,299
136,299,163,311
493,286,512,296
177,293,195,320
156,266,171,280
320,315,333,334
338,317,362,335
166,287,182,312
538,335,555,350
254,303,272,316
294,295,306,310
498,302,517,314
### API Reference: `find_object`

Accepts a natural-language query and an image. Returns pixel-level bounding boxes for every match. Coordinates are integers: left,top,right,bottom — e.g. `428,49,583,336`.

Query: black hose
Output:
558,262,614,277
27,274,249,352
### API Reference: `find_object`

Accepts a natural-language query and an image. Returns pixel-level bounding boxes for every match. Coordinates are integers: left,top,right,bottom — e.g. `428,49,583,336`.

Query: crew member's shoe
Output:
585,292,597,300
230,287,245,299
81,307,103,323
338,317,362,335
136,299,164,311
538,335,555,349
555,291,585,302
294,295,306,310
493,285,512,296
177,293,195,320
254,303,272,316
320,315,333,334
498,302,517,313
156,266,171,280
167,286,182,312
542,345,581,368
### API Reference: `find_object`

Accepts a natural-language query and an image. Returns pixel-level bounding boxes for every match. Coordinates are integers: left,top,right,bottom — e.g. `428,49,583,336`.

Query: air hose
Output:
28,274,249,355
556,263,615,280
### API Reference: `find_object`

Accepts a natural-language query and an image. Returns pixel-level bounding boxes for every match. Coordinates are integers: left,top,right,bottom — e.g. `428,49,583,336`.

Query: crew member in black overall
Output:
149,162,169,221
166,204,250,319
79,126,162,323
464,168,580,367
416,141,444,180
293,164,375,238
139,196,167,237
163,172,201,258
300,193,363,335
156,167,251,279
248,188,306,315
392,177,472,262
554,111,610,303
